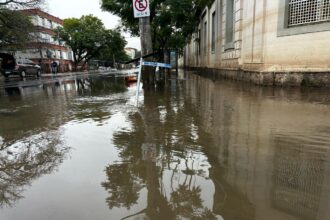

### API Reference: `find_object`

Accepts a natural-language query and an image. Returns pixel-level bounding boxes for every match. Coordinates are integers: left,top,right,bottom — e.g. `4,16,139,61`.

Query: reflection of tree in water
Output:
102,86,218,219
102,114,146,211
102,163,144,210
76,76,127,96
171,185,216,219
0,130,69,207
72,76,128,124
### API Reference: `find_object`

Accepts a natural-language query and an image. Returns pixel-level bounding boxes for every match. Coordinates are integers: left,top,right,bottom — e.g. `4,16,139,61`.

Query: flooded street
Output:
1,72,330,220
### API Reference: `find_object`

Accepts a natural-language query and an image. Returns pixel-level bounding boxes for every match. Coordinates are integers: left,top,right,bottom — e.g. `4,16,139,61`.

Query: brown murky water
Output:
1,72,330,220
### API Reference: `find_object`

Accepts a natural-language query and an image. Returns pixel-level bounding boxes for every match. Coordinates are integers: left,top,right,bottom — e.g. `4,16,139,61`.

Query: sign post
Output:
135,57,143,106
132,0,150,18
133,0,150,106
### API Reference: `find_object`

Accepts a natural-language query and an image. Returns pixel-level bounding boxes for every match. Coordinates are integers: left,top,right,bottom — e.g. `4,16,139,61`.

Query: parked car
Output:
0,53,16,78
0,53,41,78
15,58,41,78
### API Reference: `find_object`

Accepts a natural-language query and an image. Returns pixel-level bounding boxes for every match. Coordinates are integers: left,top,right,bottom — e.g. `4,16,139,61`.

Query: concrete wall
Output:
184,0,330,75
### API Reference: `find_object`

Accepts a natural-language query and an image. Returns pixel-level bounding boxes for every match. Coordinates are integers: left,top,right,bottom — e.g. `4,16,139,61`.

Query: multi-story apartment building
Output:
15,9,73,73
124,47,138,60
183,0,330,87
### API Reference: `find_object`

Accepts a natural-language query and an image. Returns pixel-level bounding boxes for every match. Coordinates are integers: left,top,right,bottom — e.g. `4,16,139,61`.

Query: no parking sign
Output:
132,0,150,18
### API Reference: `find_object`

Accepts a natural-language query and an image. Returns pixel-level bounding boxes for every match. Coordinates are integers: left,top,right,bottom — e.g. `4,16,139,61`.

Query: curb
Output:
1,70,123,80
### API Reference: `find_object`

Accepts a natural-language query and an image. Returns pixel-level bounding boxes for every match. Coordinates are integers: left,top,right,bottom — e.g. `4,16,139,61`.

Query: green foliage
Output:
0,9,34,50
101,0,214,51
101,0,139,36
0,0,43,8
96,29,131,63
55,15,128,70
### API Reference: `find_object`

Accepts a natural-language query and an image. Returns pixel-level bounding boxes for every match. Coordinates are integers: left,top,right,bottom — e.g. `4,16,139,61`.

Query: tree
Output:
101,0,213,88
55,15,128,70
0,0,43,8
96,29,130,66
0,0,44,50
0,9,35,50
101,0,213,54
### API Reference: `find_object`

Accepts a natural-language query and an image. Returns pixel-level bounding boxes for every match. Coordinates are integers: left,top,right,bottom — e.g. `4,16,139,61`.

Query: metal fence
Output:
288,0,330,26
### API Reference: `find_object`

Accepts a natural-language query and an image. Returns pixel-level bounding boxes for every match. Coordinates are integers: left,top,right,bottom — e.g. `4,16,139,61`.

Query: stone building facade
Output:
183,0,330,86
16,9,73,73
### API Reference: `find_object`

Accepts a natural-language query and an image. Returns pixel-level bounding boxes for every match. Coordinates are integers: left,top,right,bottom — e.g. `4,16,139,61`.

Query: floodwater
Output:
1,72,330,220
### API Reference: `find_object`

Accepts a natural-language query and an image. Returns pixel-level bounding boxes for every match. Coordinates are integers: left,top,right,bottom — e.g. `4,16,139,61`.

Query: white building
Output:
124,47,138,59
183,0,330,86
15,9,74,73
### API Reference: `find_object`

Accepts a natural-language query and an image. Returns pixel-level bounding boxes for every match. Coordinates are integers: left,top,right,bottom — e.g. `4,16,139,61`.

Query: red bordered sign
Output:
132,0,150,18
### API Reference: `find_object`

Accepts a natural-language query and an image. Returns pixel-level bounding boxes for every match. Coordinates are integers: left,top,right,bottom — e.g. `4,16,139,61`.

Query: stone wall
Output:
186,67,330,87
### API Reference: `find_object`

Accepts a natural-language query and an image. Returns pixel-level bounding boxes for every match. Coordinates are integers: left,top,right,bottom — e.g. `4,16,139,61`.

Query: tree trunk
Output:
139,17,154,90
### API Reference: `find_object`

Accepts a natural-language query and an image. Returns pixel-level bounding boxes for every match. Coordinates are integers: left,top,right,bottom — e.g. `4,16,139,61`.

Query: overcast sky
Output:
46,0,140,50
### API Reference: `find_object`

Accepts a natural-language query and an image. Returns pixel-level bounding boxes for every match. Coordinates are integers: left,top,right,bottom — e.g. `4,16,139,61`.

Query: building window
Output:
278,0,330,36
211,11,216,52
225,0,234,49
38,16,42,26
288,0,330,26
204,21,207,55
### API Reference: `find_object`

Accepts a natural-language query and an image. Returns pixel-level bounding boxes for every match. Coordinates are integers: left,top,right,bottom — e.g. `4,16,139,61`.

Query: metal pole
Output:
135,57,143,106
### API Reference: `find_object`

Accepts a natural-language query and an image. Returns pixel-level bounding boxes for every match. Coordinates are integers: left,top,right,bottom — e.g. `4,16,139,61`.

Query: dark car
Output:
0,53,16,77
0,53,41,78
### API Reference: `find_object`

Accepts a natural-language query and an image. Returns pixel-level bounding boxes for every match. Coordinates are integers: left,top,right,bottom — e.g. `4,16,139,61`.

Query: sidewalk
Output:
0,69,132,80
0,70,104,80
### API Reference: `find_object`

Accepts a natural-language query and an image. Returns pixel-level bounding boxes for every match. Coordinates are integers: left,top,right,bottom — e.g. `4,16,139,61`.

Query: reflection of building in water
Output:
0,76,126,143
0,76,130,211
272,135,327,220
184,73,330,220
0,82,74,143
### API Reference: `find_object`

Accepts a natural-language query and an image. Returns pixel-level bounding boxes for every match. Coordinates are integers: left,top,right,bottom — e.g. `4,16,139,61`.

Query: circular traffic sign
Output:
134,0,148,12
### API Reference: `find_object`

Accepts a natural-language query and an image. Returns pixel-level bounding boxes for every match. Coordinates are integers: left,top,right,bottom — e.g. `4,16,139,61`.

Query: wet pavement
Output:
1,71,330,220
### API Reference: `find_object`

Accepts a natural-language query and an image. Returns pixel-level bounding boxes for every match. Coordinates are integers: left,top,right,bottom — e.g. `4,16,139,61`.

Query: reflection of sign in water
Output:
132,0,150,18
142,61,172,69
142,143,157,162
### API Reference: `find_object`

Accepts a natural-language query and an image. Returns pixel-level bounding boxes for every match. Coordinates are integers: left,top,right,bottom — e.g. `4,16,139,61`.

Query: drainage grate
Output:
288,0,330,26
